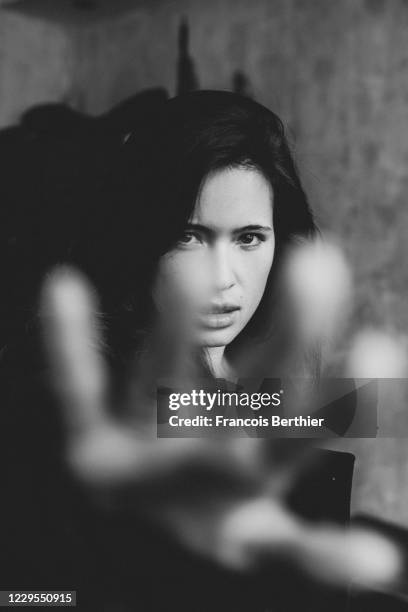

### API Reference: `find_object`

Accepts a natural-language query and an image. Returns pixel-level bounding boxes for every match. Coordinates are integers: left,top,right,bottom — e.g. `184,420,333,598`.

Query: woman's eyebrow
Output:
234,224,273,232
186,223,273,233
185,223,211,233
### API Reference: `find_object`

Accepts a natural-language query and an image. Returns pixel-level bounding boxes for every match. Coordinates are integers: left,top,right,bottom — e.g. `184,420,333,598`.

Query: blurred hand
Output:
38,241,404,592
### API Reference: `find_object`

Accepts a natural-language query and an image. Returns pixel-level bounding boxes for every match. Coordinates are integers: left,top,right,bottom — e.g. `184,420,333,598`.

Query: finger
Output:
283,236,352,349
297,524,402,590
233,236,353,380
229,238,354,483
66,427,265,496
124,271,216,428
216,496,402,590
346,328,408,378
39,265,109,434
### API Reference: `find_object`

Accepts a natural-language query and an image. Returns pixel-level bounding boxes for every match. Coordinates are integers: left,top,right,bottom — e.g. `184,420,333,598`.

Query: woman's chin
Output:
196,326,239,348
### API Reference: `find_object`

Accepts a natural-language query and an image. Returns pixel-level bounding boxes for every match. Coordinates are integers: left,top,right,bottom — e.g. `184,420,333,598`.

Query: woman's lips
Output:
199,306,241,329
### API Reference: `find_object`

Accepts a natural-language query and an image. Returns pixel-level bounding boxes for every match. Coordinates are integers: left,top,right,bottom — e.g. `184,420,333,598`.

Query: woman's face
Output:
153,166,275,347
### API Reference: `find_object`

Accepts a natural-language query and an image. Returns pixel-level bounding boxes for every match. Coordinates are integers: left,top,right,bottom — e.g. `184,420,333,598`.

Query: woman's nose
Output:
211,245,236,291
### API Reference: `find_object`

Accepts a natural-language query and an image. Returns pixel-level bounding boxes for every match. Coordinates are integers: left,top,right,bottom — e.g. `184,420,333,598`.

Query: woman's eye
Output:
177,232,202,247
238,233,264,247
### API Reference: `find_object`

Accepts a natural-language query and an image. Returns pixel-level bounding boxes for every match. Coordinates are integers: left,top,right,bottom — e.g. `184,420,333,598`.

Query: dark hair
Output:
73,90,317,372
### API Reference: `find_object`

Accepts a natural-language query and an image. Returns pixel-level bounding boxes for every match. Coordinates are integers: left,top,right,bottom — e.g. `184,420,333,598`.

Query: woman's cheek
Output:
242,247,274,315
172,252,210,301
248,243,275,279
154,251,211,313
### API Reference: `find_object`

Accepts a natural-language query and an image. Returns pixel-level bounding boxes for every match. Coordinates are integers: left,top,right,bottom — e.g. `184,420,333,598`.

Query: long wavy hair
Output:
70,90,317,377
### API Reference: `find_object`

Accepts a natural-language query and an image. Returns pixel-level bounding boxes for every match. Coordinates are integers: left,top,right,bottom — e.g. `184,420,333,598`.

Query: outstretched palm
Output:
39,241,402,590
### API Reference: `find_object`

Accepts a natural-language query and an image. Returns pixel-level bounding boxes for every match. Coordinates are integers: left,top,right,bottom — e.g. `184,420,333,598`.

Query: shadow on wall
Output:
176,17,253,96
0,13,254,350
0,88,168,350
176,17,200,95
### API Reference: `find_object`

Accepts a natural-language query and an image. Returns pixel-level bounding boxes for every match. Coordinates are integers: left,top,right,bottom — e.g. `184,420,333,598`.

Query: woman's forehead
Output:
191,166,274,229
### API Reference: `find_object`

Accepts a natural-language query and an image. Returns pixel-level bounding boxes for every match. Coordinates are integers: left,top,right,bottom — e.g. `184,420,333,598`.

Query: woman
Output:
2,91,396,612
73,90,318,384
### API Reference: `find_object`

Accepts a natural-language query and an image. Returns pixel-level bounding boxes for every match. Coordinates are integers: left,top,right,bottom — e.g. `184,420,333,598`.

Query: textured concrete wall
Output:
0,1,179,124
2,0,406,327
1,0,407,525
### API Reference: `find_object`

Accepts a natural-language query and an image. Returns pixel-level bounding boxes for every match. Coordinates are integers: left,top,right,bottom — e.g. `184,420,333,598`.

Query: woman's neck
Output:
206,346,234,379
